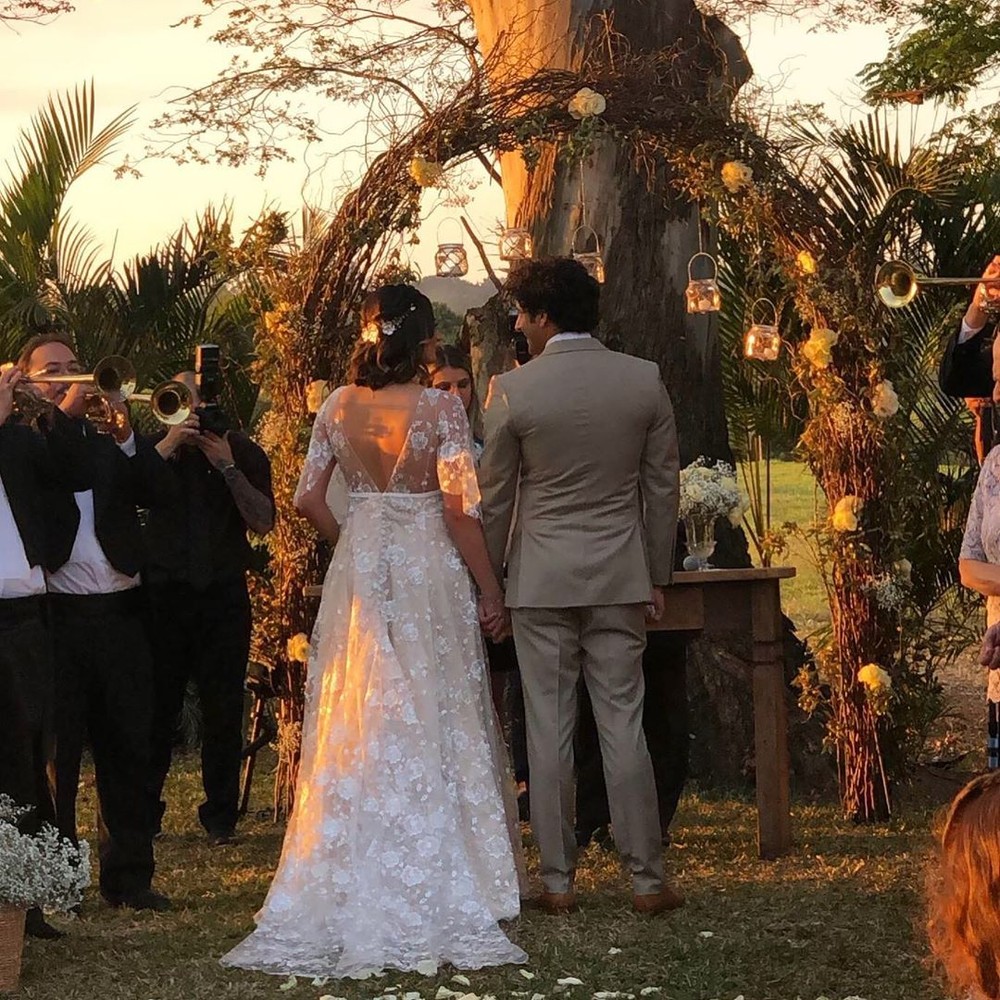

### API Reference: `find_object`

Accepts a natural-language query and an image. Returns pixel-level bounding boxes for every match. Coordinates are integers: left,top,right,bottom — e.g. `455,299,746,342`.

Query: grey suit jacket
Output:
479,338,679,609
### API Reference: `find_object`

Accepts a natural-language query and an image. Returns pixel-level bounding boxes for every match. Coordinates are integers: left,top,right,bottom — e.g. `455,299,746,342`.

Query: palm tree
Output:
0,82,132,355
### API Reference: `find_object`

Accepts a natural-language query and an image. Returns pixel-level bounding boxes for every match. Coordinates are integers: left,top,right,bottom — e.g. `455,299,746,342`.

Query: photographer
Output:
144,347,274,846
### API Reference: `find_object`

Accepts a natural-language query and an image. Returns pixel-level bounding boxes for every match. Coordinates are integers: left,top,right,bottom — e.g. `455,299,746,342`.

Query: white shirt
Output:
46,432,141,596
544,332,592,351
0,475,45,599
959,318,985,344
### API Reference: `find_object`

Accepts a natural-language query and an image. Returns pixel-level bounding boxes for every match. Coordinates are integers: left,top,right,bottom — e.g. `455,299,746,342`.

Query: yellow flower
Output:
720,160,753,193
305,379,330,415
568,87,607,120
796,250,817,275
831,495,862,532
871,379,899,419
286,632,311,664
360,322,379,344
801,327,839,369
409,155,444,188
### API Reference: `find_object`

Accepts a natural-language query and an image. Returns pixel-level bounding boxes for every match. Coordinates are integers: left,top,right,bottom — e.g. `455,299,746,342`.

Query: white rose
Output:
568,87,607,120
871,379,899,419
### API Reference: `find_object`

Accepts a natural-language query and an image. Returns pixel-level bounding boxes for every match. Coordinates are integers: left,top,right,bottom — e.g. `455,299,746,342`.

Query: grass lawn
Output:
20,749,955,1000
758,461,829,634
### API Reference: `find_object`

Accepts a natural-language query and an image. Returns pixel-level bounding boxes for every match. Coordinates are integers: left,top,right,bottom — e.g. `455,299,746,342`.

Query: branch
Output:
461,215,503,293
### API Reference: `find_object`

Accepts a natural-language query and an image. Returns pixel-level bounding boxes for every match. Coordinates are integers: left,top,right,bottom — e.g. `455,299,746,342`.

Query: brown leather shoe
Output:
526,890,577,915
632,885,685,916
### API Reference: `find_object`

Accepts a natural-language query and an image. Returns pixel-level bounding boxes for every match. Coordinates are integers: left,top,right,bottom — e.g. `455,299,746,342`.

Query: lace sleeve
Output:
294,391,339,506
436,391,482,519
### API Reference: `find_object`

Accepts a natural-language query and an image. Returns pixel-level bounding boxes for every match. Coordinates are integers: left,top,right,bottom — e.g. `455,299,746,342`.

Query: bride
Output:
222,285,526,978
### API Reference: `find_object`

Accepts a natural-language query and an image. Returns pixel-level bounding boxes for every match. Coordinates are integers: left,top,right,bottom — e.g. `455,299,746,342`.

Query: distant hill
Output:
417,276,496,315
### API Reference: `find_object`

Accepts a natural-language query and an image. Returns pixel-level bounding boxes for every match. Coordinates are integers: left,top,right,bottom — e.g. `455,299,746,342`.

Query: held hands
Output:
980,622,1000,670
478,590,510,642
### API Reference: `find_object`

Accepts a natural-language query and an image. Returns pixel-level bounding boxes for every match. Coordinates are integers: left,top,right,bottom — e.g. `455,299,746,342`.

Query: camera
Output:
508,310,532,366
194,343,230,436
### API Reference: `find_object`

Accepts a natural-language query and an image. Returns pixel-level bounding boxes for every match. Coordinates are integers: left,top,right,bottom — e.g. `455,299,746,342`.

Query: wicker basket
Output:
0,906,26,993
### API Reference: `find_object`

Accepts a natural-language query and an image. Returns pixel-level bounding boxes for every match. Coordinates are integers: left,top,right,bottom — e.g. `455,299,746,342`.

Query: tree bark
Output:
467,0,750,467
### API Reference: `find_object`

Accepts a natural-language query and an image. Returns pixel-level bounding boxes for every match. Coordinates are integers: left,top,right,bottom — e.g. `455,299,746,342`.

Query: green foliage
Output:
431,300,463,343
0,85,267,431
712,109,994,805
862,0,1000,106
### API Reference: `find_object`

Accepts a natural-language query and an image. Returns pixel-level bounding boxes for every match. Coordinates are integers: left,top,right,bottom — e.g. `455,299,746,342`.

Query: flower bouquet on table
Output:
678,457,749,570
0,795,90,991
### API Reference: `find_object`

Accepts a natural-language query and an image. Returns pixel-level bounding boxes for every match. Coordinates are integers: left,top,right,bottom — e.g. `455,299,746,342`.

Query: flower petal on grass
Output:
452,976,472,987
417,961,439,976
278,975,297,991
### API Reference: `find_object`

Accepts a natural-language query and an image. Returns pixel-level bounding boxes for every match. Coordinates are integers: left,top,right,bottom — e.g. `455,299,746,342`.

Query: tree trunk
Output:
461,0,816,790
467,0,748,468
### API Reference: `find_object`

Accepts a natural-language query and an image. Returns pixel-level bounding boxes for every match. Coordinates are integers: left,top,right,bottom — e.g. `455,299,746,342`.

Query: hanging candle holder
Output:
685,252,722,314
498,227,534,262
571,225,606,284
743,297,781,361
434,218,469,278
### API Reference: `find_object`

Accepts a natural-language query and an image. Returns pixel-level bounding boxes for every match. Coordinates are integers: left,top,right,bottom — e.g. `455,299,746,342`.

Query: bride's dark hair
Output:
349,284,436,390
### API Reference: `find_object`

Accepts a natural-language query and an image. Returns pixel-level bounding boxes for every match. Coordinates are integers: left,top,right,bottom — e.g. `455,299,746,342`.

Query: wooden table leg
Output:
751,579,792,859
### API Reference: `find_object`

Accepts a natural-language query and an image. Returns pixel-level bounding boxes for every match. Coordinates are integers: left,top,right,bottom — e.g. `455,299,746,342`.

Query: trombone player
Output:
939,256,1000,462
16,333,175,912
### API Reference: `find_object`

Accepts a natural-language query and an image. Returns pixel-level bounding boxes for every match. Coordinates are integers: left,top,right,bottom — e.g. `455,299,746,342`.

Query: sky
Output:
0,2,896,281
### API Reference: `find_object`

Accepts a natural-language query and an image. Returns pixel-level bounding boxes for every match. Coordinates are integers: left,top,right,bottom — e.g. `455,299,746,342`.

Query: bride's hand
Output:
478,591,507,639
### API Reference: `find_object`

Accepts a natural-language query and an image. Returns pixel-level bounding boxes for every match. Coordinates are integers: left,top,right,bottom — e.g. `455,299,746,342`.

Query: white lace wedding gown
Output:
222,386,526,978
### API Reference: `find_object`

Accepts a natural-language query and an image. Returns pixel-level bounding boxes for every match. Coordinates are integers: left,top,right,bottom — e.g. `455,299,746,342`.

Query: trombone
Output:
875,260,1000,309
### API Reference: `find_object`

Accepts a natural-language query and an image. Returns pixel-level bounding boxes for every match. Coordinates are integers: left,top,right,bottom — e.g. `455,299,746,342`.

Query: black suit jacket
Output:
46,423,177,577
141,430,273,588
0,409,92,571
939,324,995,399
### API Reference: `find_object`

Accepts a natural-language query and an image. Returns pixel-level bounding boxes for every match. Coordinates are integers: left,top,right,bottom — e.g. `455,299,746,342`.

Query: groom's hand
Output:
981,622,1000,669
645,586,666,624
478,591,508,641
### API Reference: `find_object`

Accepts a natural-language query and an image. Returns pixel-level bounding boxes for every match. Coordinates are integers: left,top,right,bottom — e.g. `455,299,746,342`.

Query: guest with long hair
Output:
928,771,1000,999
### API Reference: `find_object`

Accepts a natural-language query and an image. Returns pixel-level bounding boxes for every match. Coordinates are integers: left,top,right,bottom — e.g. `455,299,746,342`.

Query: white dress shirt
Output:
0,474,45,598
46,432,141,596
959,318,986,344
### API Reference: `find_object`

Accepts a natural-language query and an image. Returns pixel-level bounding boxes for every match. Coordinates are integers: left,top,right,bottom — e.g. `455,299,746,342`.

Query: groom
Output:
479,257,682,916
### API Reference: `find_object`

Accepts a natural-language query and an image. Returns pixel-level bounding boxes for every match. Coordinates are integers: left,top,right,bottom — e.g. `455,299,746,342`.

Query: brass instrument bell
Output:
875,259,1000,310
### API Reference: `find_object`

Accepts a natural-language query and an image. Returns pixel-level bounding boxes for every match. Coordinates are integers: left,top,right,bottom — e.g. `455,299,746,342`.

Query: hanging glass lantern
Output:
499,227,534,262
743,297,781,361
571,225,605,284
685,252,722,313
434,218,468,278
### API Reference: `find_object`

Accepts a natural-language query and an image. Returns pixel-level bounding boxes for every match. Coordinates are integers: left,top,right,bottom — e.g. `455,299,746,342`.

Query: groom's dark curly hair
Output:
505,257,600,333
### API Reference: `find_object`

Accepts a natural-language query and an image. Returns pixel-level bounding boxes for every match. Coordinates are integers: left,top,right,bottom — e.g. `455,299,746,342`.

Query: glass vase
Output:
682,515,717,571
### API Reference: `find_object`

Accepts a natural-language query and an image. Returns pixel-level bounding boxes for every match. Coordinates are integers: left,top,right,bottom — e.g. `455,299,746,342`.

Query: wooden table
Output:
651,567,796,859
304,565,796,860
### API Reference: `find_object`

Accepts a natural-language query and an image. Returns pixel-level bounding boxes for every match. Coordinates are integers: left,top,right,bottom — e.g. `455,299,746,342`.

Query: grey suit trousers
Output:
512,603,665,896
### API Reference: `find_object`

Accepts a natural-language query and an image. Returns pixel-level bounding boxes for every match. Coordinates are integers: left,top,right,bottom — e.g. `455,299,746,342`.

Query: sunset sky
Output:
1,3,895,280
